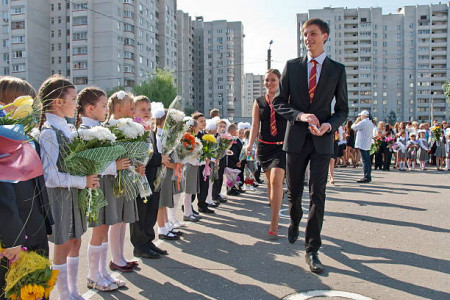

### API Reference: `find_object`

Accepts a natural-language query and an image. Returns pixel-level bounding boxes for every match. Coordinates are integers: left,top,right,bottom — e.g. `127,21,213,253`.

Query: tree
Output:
133,68,177,108
386,110,397,125
443,81,450,100
106,86,125,98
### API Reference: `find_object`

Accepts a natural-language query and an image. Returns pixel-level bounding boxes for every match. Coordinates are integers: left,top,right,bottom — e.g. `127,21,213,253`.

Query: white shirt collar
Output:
45,113,73,138
81,116,100,128
307,51,327,65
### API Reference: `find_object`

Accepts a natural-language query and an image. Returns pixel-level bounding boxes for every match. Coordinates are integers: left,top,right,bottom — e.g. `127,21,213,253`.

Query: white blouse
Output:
39,113,86,189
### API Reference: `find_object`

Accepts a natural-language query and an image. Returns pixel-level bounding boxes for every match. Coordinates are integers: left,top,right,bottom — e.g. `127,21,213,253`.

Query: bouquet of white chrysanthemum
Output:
64,126,126,222
154,96,188,191
105,119,153,202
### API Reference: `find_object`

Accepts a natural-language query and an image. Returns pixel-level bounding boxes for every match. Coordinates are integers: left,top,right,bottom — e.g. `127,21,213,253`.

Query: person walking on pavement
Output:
273,18,348,273
352,110,375,183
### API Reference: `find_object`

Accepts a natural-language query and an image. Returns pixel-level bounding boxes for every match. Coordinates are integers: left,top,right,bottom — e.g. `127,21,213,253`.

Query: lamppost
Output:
267,40,273,70
430,91,436,123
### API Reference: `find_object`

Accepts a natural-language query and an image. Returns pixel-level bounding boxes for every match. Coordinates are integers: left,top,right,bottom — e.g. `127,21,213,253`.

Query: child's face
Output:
59,87,77,118
88,95,108,122
238,129,245,139
196,116,206,130
121,99,135,118
134,101,151,121
217,122,226,134
411,135,416,140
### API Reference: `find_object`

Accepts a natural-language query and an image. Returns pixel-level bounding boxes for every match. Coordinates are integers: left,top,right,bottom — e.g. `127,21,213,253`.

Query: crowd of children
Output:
0,75,266,300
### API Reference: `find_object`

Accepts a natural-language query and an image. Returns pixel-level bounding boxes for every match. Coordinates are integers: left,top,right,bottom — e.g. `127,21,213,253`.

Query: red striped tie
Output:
309,59,318,103
266,94,277,136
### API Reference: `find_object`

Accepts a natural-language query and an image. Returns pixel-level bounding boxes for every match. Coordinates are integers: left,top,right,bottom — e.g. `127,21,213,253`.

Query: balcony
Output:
431,32,448,38
431,14,448,21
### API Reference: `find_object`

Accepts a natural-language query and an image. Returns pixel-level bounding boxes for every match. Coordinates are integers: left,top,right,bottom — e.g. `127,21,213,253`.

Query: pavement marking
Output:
82,240,164,299
283,290,373,300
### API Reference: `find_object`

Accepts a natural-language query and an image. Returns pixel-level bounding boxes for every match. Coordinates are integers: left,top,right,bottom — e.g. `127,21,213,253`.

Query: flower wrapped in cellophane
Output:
173,133,202,164
224,167,241,189
64,126,126,222
1,246,58,300
105,118,152,202
199,134,218,181
154,96,188,191
215,133,233,160
0,96,40,135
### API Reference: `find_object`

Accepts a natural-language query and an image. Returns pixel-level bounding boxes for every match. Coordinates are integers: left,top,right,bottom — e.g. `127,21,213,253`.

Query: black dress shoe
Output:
217,195,227,203
256,178,264,184
133,247,161,259
237,188,246,193
356,179,371,183
198,207,215,214
305,252,324,273
288,225,299,244
192,208,199,215
227,189,240,196
147,242,168,255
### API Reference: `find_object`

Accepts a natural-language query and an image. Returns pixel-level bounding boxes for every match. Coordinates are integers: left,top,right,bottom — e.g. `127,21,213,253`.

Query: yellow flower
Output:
46,269,58,289
1,95,33,109
11,103,33,119
202,134,217,143
20,284,45,300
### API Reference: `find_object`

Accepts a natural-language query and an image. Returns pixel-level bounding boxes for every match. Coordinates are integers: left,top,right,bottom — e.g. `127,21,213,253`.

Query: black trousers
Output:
130,192,160,249
383,149,392,170
212,165,225,200
195,165,209,209
374,151,383,170
286,135,331,253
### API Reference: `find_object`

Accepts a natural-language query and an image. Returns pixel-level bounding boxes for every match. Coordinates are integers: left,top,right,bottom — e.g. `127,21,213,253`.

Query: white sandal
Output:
87,278,119,292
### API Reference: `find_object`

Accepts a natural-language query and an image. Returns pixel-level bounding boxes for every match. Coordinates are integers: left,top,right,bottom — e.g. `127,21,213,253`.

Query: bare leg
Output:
265,169,272,205
268,168,285,233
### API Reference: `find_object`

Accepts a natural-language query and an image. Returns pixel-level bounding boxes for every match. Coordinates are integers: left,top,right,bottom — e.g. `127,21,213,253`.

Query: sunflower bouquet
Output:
1,246,58,300
64,126,126,222
431,126,442,143
105,118,152,202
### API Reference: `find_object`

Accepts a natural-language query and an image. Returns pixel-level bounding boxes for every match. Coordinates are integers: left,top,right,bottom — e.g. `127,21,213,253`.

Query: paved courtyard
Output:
51,167,450,299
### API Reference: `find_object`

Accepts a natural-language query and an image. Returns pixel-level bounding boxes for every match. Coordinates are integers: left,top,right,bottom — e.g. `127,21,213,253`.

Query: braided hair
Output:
37,75,75,129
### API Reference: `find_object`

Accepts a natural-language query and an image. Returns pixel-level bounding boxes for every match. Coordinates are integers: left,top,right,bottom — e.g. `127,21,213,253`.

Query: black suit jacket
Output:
273,56,348,155
146,131,162,190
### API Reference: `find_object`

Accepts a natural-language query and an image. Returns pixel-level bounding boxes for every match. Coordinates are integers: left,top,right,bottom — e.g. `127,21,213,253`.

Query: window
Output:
73,77,88,85
124,23,134,32
73,61,87,69
11,21,24,30
12,50,25,58
11,6,24,15
3,53,9,62
123,65,135,73
73,32,87,40
73,16,87,26
73,46,87,55
124,51,134,59
124,38,134,46
72,3,88,10
2,25,9,34
124,10,134,18
3,39,9,47
11,35,25,44
12,63,25,72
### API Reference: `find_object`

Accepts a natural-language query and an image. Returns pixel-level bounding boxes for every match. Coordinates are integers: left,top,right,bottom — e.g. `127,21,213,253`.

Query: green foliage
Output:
443,81,450,100
386,110,397,125
132,68,177,107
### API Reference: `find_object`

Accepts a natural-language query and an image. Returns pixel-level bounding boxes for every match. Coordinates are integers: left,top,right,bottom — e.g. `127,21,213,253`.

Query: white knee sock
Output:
168,193,181,223
87,244,102,282
183,193,193,217
119,223,127,263
67,257,80,297
109,223,127,267
446,158,450,170
206,181,214,204
98,242,115,282
53,263,71,300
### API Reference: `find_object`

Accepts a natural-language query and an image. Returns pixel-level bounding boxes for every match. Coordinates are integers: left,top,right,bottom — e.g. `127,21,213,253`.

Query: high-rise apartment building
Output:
242,73,264,117
0,0,50,89
176,10,194,111
193,17,244,119
1,0,178,92
297,3,449,122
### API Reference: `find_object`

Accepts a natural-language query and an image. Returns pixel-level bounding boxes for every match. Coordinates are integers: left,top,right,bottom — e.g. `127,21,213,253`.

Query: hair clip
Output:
117,90,127,100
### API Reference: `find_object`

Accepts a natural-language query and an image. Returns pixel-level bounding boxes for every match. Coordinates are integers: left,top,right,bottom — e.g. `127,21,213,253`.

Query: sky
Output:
177,0,445,75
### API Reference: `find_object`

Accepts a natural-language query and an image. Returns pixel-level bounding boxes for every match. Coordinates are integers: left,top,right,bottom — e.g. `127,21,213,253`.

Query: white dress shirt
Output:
39,113,86,189
80,116,117,176
352,118,374,151
307,51,327,87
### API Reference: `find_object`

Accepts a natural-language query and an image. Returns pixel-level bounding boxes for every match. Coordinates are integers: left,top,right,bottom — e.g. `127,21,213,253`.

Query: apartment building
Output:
297,3,449,122
242,73,264,117
176,10,194,111
0,0,50,89
193,17,244,119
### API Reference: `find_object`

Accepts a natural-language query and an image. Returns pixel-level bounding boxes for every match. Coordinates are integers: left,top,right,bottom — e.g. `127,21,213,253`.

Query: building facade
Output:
297,3,449,122
176,10,194,111
193,18,244,119
242,73,264,117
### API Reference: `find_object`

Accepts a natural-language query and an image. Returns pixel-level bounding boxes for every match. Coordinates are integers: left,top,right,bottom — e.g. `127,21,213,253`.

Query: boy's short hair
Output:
302,18,330,37
209,108,219,118
192,112,205,120
134,95,151,105
227,123,237,132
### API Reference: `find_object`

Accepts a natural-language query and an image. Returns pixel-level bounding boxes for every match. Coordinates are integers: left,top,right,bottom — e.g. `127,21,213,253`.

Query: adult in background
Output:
351,110,375,182
273,18,348,273
246,69,287,237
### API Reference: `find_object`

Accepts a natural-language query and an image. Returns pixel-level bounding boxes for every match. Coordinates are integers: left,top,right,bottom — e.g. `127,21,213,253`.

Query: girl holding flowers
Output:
417,130,429,170
106,91,144,272
38,75,100,299
0,76,53,300
76,87,129,291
